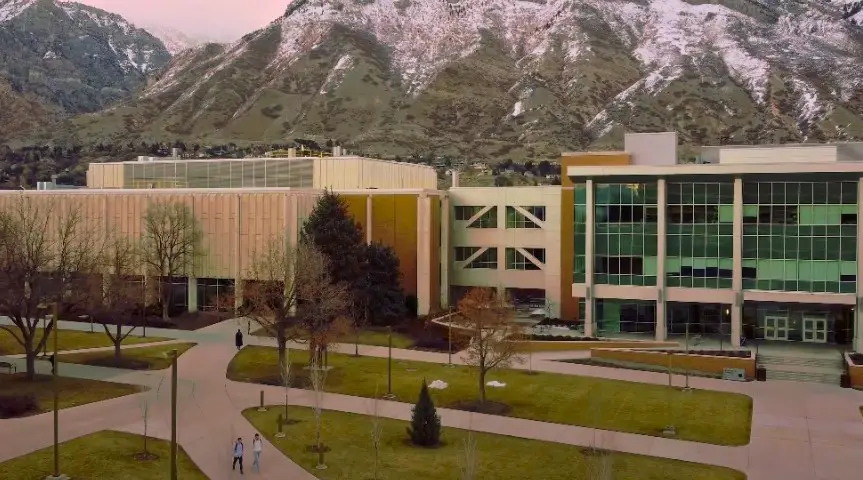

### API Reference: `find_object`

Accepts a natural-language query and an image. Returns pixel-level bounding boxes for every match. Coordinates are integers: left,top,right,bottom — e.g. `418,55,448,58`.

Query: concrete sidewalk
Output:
2,318,863,479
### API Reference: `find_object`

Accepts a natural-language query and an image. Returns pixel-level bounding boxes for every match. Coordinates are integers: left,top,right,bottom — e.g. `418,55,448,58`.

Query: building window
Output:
594,182,659,287
455,206,482,221
468,207,497,228
466,248,498,269
505,206,544,228
741,181,857,294
505,248,545,270
666,182,735,289
454,247,480,262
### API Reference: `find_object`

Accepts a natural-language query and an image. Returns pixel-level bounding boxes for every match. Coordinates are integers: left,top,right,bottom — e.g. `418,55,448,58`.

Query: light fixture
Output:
725,308,730,315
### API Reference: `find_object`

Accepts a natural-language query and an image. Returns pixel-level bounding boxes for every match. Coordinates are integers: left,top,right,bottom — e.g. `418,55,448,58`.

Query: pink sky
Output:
69,0,287,41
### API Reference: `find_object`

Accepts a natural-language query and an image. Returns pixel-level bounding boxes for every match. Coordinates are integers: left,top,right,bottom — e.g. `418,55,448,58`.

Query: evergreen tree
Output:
360,242,406,327
301,190,365,287
407,380,441,447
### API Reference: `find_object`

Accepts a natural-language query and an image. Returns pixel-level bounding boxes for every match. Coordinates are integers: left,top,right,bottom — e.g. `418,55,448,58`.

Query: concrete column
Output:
655,178,667,341
584,179,595,337
366,194,373,244
731,177,743,347
187,277,198,312
441,194,451,309
855,178,863,352
234,194,243,313
416,193,431,316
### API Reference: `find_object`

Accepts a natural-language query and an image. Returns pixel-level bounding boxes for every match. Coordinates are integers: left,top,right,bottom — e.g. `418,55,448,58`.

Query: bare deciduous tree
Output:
279,346,293,425
368,384,384,480
456,288,524,404
140,201,202,321
309,354,329,470
0,197,97,379
459,414,478,480
242,239,348,369
86,236,141,363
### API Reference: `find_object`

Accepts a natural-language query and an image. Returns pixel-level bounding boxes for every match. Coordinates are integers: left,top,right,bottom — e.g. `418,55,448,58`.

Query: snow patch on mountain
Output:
0,0,35,23
320,54,355,95
141,23,214,55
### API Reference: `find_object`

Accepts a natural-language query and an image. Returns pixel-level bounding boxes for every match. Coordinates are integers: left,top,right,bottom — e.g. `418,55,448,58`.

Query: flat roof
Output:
1,187,444,196
96,156,436,170
566,161,863,181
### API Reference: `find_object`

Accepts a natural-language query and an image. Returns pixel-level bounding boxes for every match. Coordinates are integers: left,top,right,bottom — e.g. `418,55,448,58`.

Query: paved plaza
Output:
1,317,863,480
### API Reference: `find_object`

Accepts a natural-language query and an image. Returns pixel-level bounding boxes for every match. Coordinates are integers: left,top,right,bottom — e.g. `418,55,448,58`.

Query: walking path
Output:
2,317,863,479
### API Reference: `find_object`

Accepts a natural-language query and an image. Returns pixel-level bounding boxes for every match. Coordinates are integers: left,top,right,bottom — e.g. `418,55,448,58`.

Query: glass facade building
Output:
570,172,862,347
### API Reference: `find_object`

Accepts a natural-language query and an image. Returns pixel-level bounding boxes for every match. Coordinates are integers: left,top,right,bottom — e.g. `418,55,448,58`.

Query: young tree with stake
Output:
140,201,202,321
456,287,524,404
85,236,141,364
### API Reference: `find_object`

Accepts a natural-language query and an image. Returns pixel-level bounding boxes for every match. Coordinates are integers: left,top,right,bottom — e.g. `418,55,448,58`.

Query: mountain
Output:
140,23,217,55
23,0,863,160
0,0,171,142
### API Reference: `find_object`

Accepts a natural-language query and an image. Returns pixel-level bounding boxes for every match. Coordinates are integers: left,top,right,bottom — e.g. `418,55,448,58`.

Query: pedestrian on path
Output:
235,329,244,350
252,433,263,472
232,437,244,474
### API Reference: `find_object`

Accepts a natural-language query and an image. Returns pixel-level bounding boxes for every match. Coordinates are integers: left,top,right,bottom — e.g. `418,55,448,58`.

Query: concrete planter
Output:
590,347,756,379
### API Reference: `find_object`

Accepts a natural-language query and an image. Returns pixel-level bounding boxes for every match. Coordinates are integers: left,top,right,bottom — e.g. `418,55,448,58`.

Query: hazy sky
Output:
69,0,288,42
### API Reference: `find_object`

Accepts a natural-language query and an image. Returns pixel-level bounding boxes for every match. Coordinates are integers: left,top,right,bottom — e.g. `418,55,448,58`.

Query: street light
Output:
46,302,68,480
383,326,396,400
445,306,455,368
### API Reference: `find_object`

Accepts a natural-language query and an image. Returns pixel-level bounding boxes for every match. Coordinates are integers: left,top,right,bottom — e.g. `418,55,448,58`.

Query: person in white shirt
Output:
252,433,263,472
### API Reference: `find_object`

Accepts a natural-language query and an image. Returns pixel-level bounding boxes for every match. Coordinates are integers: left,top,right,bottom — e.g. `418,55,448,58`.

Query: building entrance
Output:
802,316,828,343
763,315,790,341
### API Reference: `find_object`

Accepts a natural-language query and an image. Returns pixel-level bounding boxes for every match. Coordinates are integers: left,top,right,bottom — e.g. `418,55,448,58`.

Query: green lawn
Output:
244,406,745,480
228,346,752,446
57,342,197,370
252,327,415,349
0,374,140,416
0,430,207,480
0,327,169,355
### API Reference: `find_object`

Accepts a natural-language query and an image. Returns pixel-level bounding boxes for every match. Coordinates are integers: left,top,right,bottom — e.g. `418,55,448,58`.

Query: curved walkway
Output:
1,317,863,480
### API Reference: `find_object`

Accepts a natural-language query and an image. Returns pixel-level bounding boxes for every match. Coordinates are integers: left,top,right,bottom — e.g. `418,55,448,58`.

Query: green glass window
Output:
467,207,497,228
594,182,658,286
741,181,857,293
454,247,479,262
505,248,544,270
505,206,543,229
466,248,498,269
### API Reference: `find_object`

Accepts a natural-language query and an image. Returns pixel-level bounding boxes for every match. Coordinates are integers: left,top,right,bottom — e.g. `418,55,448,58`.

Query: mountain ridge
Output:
0,0,171,142
10,0,863,160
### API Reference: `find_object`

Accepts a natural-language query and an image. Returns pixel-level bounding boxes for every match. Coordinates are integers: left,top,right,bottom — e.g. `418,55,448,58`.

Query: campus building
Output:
5,135,863,353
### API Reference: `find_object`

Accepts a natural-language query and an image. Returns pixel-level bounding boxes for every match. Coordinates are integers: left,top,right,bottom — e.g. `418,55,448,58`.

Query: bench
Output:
0,361,16,374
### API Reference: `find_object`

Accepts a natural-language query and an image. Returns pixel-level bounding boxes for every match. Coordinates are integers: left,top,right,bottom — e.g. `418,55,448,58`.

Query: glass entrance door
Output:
802,316,828,343
764,315,789,340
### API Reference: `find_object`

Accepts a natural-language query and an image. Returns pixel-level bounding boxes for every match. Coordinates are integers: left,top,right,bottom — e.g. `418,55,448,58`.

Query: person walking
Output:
235,328,244,351
232,437,244,474
252,433,263,472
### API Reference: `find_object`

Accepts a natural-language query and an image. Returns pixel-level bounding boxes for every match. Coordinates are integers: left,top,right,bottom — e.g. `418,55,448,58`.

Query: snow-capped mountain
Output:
0,0,171,142
140,23,217,55
38,0,863,158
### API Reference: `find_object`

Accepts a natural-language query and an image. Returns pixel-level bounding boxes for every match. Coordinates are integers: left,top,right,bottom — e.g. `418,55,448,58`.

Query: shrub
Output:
0,394,39,419
407,380,441,447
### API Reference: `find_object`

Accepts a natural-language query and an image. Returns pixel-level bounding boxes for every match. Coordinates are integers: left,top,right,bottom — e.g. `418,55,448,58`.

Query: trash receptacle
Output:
755,366,767,382
840,373,851,388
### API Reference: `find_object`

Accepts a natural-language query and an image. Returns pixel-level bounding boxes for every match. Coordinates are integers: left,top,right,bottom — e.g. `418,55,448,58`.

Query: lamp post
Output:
383,326,396,399
170,348,178,480
683,321,691,391
446,306,455,368
46,302,68,480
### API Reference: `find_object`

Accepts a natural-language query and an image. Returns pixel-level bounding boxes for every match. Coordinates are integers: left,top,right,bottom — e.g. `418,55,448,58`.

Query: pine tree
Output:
360,242,406,327
407,380,442,447
301,190,365,287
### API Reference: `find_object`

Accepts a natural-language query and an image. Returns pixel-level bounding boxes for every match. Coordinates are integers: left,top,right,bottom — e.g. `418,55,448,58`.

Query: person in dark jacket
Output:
235,329,244,350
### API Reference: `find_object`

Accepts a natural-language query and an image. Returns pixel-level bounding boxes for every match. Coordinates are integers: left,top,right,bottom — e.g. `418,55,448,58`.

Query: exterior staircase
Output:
757,352,845,385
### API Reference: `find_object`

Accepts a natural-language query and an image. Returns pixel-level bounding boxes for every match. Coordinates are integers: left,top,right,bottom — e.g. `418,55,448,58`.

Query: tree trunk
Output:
114,325,123,362
25,350,36,380
479,369,486,404
161,279,170,321
277,337,287,376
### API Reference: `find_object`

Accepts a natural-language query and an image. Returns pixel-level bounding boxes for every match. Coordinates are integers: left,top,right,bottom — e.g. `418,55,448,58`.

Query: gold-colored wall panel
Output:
370,195,418,295
559,153,632,320
342,195,368,238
